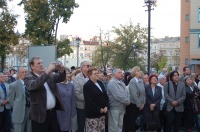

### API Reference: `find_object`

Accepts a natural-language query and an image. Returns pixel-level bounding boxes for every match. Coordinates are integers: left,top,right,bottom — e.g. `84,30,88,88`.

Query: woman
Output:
164,71,186,132
56,69,77,132
124,66,146,132
83,67,109,132
144,74,162,131
157,75,167,132
184,76,200,132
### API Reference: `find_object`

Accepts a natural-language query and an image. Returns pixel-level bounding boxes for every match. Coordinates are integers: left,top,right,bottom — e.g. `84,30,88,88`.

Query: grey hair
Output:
112,68,121,74
158,75,166,83
80,61,89,68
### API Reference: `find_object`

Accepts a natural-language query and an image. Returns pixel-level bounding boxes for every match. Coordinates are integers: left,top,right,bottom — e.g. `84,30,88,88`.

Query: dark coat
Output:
24,71,66,123
144,85,162,126
83,79,109,118
184,85,199,128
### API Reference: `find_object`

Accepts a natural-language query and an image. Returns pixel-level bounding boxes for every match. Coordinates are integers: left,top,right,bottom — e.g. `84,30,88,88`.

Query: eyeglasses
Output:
85,65,91,68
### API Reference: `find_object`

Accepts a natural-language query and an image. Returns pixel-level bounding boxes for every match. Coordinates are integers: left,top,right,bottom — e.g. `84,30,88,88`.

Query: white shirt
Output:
95,82,103,92
134,77,139,83
34,73,56,110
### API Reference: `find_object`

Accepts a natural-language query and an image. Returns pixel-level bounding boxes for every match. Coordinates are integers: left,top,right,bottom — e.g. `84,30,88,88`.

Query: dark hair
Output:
170,71,179,81
71,66,75,70
124,72,131,86
166,72,170,82
183,66,190,72
149,74,158,84
29,57,42,70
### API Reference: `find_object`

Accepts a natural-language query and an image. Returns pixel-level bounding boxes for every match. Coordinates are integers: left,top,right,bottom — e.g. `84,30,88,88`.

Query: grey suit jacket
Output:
107,78,130,111
129,78,146,107
73,72,89,109
0,83,11,112
164,81,186,112
9,79,26,123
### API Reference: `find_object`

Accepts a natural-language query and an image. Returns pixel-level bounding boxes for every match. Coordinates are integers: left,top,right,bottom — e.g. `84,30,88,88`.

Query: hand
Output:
2,100,8,105
139,104,144,110
103,107,108,113
150,104,156,109
171,101,178,106
57,63,64,72
45,63,56,74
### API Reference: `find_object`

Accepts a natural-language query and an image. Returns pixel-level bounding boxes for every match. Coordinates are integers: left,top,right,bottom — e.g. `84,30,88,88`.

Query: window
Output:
199,8,200,22
185,58,188,65
185,37,189,43
186,14,189,21
199,34,200,47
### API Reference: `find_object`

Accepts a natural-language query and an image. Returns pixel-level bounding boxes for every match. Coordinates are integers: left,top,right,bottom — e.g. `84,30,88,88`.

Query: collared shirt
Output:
20,79,25,95
134,77,139,83
34,72,56,110
95,82,103,92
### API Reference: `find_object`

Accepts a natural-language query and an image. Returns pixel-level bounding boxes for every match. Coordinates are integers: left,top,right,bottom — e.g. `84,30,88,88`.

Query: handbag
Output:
146,111,159,131
194,98,200,114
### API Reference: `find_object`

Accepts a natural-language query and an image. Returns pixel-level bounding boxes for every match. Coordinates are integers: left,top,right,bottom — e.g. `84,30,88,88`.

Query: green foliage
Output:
111,22,147,70
57,39,73,58
19,0,78,45
0,0,18,69
158,56,168,71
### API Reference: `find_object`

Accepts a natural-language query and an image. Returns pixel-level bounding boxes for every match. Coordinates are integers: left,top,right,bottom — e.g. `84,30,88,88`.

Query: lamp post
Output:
133,45,138,66
144,0,157,75
76,37,81,67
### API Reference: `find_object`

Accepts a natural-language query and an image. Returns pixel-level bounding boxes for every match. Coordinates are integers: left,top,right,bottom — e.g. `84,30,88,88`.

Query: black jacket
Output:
83,79,109,118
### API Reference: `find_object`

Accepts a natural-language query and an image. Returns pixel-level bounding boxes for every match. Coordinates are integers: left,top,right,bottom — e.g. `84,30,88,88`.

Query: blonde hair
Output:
130,66,140,77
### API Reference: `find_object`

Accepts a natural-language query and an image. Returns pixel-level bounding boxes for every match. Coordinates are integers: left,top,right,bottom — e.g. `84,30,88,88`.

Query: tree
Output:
111,22,147,71
19,0,78,45
158,56,168,72
57,39,73,58
93,30,112,71
0,0,18,70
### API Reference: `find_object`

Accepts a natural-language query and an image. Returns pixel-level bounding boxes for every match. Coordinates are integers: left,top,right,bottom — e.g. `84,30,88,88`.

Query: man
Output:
73,61,90,132
0,73,12,132
160,68,167,76
9,68,31,132
179,66,191,82
142,73,149,86
3,69,16,84
24,57,66,132
107,68,130,132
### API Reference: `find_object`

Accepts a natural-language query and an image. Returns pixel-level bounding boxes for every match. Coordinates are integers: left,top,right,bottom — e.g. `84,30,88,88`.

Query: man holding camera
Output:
24,57,66,132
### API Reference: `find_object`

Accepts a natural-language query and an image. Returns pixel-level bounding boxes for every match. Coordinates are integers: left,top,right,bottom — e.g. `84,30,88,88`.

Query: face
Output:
3,70,10,76
0,75,4,83
186,78,193,86
70,75,75,81
89,70,99,81
65,72,70,81
160,78,166,85
31,59,44,74
97,72,104,80
81,62,91,73
135,69,141,78
185,68,191,75
10,70,15,75
114,69,123,80
143,75,149,83
150,77,158,85
172,72,179,82
18,69,28,80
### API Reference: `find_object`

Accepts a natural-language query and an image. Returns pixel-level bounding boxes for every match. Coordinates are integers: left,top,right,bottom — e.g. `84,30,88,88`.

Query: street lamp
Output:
76,37,81,67
144,0,157,75
133,45,138,66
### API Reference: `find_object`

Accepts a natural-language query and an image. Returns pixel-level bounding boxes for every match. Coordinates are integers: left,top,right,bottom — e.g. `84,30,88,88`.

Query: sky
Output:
9,0,180,40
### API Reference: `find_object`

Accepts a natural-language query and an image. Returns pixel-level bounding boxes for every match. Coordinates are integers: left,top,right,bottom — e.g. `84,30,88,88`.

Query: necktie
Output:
24,86,30,107
1,83,7,99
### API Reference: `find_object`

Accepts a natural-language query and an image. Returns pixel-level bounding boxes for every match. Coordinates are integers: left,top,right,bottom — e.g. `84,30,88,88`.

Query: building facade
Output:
151,37,180,70
180,0,200,74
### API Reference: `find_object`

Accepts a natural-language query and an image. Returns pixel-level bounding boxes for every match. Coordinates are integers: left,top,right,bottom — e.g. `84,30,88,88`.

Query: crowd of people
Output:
0,57,200,132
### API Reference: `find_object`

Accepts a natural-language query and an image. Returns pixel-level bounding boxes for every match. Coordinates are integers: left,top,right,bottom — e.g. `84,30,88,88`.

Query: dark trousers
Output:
158,109,167,132
32,109,59,132
166,109,182,132
0,108,12,132
76,108,85,132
